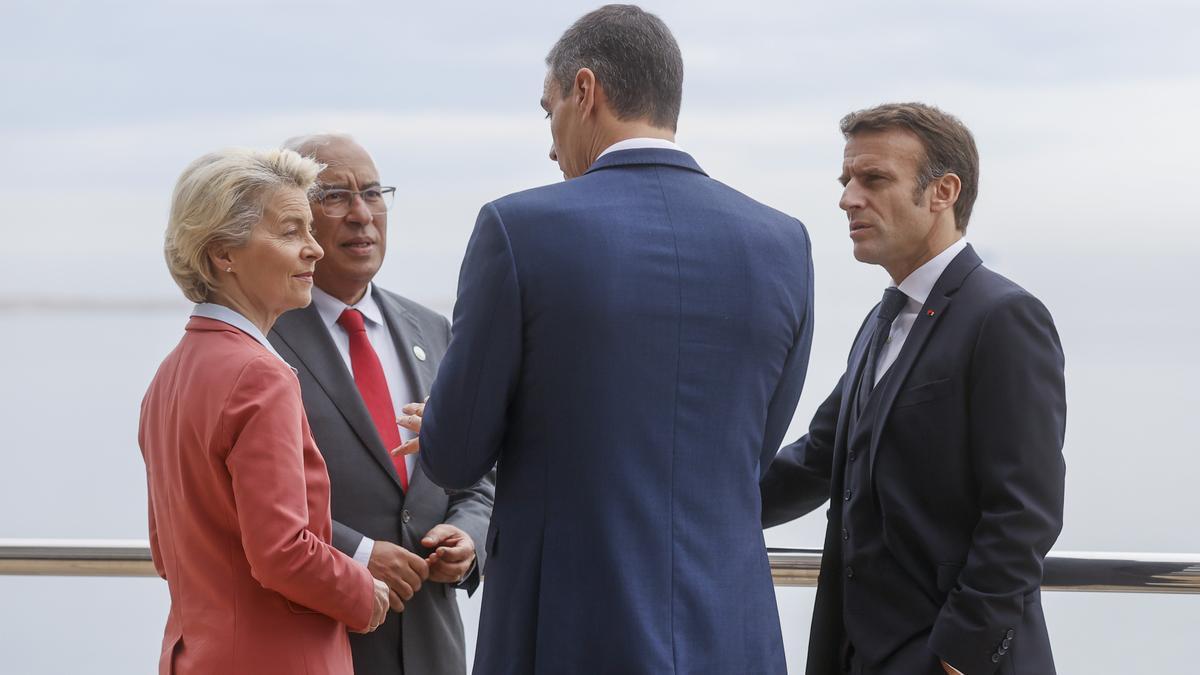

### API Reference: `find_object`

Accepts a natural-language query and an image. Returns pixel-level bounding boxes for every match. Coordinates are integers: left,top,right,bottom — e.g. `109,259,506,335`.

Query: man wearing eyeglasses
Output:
268,133,495,675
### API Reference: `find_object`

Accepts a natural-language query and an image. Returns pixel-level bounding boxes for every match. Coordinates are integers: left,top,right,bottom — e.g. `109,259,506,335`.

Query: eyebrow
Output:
839,164,894,185
318,181,381,190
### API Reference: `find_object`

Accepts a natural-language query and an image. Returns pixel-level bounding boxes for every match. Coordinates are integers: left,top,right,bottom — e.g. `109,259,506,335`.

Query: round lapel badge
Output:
412,345,427,361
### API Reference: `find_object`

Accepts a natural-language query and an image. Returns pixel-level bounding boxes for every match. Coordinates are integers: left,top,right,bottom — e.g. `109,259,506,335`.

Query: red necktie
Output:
337,308,408,490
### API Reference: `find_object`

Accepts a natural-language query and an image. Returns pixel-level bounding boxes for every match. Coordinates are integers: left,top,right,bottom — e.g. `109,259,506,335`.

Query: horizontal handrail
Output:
2,539,1198,594
767,548,1200,594
0,539,158,577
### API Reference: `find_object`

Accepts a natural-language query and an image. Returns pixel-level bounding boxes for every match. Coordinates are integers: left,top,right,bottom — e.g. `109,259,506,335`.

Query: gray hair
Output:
546,4,684,131
280,131,356,161
164,148,323,303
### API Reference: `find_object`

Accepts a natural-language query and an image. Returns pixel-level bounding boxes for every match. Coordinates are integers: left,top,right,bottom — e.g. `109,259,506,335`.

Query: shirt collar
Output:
596,137,684,160
311,283,385,331
191,302,289,364
895,238,969,306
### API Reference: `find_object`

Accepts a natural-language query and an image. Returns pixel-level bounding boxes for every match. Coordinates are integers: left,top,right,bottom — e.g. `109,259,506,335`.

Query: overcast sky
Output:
2,0,1198,306
1,1,1198,672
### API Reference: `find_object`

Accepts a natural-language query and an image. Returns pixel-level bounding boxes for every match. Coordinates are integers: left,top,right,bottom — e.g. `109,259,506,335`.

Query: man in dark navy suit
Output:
407,5,814,674
761,103,1066,675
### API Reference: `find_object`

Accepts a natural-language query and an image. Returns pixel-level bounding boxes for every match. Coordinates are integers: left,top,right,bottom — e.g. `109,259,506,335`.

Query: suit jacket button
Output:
841,528,849,541
402,509,412,524
844,489,852,501
992,654,1000,663
847,451,856,462
845,566,854,579
1002,638,1011,649
1007,629,1015,639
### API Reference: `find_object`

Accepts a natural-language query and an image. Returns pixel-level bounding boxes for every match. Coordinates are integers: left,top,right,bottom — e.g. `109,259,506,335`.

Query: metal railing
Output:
0,539,156,577
767,548,1200,594
2,539,1197,594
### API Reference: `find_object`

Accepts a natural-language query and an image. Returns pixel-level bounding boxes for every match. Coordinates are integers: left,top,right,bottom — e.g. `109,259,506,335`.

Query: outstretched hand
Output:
391,400,425,457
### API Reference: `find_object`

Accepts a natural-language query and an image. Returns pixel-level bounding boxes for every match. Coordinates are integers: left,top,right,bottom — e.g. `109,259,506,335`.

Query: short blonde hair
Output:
164,148,324,303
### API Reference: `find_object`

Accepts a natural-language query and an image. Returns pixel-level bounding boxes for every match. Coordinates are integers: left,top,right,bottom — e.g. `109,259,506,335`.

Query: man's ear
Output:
574,67,597,118
929,172,961,215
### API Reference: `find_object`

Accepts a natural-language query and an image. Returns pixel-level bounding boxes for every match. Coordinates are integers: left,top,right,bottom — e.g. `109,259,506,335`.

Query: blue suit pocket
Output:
893,378,952,409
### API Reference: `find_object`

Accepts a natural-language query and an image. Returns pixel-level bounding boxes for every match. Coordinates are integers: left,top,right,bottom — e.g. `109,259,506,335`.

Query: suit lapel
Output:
374,288,438,494
375,288,437,399
868,245,983,480
838,322,875,441
272,304,405,492
827,321,876,504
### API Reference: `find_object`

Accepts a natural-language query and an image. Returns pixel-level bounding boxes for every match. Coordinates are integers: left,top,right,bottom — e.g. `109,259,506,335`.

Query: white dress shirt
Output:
873,238,969,385
192,303,290,367
596,136,684,160
310,284,420,565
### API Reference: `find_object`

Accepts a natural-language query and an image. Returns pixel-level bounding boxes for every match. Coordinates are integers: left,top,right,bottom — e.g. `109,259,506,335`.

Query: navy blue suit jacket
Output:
421,149,814,674
762,246,1066,675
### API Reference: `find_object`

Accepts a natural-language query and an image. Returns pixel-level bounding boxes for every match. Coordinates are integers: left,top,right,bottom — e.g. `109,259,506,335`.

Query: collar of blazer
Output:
269,286,434,493
863,243,983,481
583,147,708,177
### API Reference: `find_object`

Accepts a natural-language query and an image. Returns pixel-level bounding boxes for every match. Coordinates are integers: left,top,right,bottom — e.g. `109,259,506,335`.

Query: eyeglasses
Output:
314,186,396,218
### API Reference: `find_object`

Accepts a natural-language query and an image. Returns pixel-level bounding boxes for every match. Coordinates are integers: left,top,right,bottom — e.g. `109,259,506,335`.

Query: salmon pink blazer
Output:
139,315,375,674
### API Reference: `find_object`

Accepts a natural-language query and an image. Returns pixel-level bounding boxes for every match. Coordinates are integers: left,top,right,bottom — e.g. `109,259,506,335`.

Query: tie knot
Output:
877,287,908,323
337,308,367,333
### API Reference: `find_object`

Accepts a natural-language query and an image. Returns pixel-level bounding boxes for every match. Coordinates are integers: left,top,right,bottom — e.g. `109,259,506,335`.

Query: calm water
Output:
0,303,1196,673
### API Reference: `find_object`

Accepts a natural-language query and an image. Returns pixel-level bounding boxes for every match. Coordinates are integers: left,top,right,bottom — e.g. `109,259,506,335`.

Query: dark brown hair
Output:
840,102,979,231
546,5,683,131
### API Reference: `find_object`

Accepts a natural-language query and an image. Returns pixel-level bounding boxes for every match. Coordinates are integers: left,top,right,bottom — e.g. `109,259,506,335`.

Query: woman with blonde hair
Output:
139,147,396,674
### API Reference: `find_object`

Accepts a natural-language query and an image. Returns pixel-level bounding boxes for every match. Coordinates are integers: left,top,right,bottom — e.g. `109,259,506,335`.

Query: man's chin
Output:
851,244,879,265
314,264,381,299
333,256,383,277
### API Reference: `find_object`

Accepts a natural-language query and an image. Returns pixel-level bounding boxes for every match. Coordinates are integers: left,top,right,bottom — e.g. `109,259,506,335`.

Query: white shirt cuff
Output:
352,536,375,567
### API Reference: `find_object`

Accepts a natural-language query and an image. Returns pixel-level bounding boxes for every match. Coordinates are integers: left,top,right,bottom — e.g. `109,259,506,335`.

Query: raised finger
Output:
390,437,420,456
421,524,459,547
396,415,422,435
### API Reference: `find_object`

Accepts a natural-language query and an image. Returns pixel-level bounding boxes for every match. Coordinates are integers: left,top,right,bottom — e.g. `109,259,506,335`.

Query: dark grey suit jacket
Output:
270,285,495,675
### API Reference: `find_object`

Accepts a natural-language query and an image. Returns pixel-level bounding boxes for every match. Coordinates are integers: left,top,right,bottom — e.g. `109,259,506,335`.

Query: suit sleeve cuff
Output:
454,558,479,588
352,536,375,567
